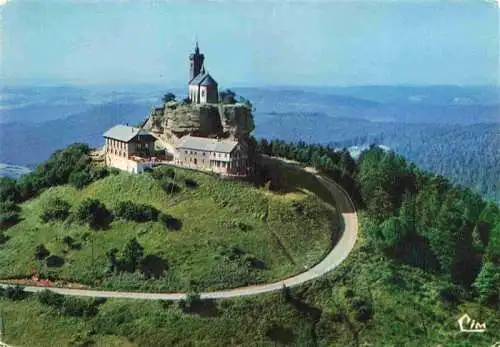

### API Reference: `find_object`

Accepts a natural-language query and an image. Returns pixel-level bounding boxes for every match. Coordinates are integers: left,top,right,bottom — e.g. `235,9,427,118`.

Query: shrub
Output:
162,182,181,195
0,209,20,229
40,198,71,223
184,178,198,189
46,255,65,268
38,289,64,307
34,244,51,261
90,166,110,180
139,254,168,279
2,285,27,301
438,284,466,304
0,232,9,244
69,170,93,189
122,238,144,272
0,177,20,202
159,213,182,230
61,297,99,317
352,299,373,322
114,201,159,222
74,198,113,230
152,167,175,180
179,292,202,312
108,167,121,176
38,290,101,317
62,236,81,250
280,284,291,303
163,92,176,103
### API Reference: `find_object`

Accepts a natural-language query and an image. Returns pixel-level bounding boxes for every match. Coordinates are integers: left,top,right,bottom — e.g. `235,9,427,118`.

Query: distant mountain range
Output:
0,84,498,201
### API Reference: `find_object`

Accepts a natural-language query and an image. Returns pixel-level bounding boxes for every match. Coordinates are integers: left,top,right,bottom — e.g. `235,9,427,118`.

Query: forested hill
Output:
331,123,500,203
255,112,499,203
257,138,500,311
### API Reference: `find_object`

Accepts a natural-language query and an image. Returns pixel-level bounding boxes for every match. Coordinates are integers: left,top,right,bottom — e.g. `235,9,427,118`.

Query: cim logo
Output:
457,313,486,333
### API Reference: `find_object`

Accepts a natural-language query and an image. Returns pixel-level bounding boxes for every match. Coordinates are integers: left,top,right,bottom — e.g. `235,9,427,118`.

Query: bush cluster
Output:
0,285,28,301
40,198,71,223
114,201,159,222
37,290,104,317
74,198,113,230
0,200,20,229
159,213,182,230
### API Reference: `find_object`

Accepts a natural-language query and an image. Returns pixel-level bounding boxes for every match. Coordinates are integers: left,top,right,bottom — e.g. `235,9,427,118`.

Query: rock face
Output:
144,101,255,140
218,104,255,140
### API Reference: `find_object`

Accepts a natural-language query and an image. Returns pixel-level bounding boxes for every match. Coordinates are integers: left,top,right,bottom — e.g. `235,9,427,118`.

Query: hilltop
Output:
0,144,339,292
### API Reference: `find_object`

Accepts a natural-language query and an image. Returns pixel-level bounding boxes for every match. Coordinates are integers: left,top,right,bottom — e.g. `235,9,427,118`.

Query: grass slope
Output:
0,162,339,292
1,219,498,347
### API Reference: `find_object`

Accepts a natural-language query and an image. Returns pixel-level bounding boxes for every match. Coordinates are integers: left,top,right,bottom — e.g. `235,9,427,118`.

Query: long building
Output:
174,135,248,176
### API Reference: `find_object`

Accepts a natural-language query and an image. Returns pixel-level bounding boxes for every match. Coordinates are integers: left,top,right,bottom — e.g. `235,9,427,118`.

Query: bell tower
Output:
189,41,205,82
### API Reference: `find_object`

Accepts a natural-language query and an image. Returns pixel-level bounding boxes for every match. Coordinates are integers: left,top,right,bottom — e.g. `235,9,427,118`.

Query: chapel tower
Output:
189,41,205,82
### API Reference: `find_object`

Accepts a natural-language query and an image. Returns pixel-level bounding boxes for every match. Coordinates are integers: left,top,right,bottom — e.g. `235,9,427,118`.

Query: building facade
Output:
174,136,248,175
103,125,164,174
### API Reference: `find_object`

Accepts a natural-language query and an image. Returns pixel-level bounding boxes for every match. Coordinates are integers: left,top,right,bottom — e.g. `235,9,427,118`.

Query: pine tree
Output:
473,262,500,305
122,238,144,272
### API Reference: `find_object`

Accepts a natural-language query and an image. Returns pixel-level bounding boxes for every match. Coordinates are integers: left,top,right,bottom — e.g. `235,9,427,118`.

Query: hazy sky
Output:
1,0,499,87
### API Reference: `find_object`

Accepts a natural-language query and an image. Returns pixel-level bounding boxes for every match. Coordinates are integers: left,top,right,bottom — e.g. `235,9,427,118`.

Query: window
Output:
201,90,205,97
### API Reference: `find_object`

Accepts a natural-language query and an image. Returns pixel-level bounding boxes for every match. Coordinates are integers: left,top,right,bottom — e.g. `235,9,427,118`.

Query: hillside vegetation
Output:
1,139,499,346
0,144,339,292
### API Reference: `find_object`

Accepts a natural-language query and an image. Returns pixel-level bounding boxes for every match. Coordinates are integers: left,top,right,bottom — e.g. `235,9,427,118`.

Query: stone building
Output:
103,124,166,174
188,42,218,104
174,135,248,175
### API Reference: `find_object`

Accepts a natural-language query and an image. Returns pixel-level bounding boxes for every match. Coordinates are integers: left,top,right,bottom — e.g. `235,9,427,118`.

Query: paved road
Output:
1,163,358,301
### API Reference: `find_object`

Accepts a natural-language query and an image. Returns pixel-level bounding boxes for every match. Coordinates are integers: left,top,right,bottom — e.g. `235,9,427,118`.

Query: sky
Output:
1,0,499,87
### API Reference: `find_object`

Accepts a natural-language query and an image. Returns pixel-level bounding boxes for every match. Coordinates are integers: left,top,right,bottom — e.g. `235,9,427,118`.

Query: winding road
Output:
1,161,358,301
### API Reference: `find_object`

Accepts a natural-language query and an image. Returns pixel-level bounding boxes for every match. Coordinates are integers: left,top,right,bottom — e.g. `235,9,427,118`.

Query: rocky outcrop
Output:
144,101,255,140
218,104,255,140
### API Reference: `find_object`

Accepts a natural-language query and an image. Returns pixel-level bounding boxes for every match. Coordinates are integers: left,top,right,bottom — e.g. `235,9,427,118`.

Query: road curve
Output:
1,166,358,301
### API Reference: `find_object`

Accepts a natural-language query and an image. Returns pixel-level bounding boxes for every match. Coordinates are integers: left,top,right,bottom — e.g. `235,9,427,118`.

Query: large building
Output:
174,135,248,175
188,42,218,104
103,125,166,174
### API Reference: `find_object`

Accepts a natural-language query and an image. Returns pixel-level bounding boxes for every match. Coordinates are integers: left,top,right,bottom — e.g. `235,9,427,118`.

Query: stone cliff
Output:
143,101,255,141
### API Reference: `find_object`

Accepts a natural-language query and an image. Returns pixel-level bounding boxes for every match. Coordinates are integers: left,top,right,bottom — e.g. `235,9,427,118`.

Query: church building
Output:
188,42,219,104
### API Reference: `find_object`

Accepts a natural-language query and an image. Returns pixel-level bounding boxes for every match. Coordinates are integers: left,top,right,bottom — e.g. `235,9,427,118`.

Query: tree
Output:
74,198,112,230
219,89,237,104
473,262,500,305
0,177,20,202
106,248,119,273
162,92,176,103
122,238,144,272
486,222,500,263
68,170,93,189
34,244,50,261
40,198,71,223
379,217,407,251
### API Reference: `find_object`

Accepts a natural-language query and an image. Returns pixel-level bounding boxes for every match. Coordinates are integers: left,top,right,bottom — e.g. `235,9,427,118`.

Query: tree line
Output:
256,137,500,307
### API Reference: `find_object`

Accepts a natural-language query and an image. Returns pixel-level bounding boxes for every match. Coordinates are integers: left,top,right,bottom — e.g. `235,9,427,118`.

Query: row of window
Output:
108,139,126,150
108,148,126,157
184,150,230,158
